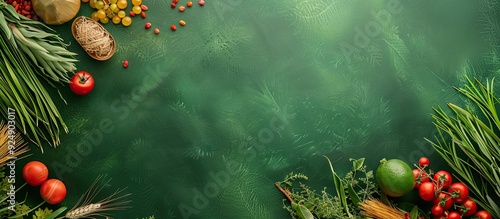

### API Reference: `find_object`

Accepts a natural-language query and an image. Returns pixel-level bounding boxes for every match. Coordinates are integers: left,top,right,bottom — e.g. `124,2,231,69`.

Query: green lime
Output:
376,158,414,197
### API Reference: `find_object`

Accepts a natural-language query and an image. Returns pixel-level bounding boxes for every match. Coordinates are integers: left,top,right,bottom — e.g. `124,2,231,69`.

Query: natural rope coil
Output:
72,16,115,61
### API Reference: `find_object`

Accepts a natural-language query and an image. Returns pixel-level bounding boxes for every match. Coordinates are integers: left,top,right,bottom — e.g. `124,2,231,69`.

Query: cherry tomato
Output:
418,157,430,167
431,204,444,217
448,182,469,204
412,169,430,189
433,170,452,189
448,211,462,219
418,181,436,201
40,179,67,204
460,199,477,217
474,210,493,219
70,71,94,95
22,161,49,186
433,192,453,210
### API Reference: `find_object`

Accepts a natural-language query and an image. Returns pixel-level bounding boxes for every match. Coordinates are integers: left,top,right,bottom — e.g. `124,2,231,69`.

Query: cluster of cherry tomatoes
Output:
22,161,67,205
413,157,492,219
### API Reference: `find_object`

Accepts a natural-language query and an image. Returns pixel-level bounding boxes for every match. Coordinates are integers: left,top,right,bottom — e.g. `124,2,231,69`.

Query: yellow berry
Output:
112,16,121,24
97,9,106,19
91,11,99,21
109,3,118,12
132,0,142,6
117,0,127,9
132,5,141,14
121,16,132,26
100,17,109,24
95,0,104,9
117,10,126,18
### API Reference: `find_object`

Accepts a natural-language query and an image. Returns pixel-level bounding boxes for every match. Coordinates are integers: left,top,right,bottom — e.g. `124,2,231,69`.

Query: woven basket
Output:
71,16,116,61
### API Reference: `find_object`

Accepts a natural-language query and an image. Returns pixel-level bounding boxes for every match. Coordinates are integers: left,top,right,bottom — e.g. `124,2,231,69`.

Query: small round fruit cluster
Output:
83,0,148,26
22,161,66,205
5,0,38,20
411,157,492,219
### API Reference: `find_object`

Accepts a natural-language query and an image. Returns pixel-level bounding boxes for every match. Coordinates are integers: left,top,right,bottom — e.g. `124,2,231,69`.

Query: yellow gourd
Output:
32,0,81,25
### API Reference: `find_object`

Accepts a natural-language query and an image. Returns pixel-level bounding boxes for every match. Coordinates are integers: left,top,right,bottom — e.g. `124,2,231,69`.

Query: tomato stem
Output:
78,72,90,84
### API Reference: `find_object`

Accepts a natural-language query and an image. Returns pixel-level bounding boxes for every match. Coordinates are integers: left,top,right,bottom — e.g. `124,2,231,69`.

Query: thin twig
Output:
275,182,294,203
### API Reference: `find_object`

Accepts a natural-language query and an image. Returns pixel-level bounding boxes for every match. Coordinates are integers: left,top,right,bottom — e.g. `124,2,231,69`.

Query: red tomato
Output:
460,199,477,217
448,211,462,219
433,192,453,210
418,157,430,167
475,210,493,219
40,179,67,204
70,71,94,95
418,181,436,201
448,182,469,204
431,204,444,217
22,161,49,186
433,170,452,189
412,169,430,189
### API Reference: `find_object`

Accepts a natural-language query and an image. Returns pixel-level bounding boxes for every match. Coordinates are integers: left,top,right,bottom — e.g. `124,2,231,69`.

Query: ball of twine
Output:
73,17,114,60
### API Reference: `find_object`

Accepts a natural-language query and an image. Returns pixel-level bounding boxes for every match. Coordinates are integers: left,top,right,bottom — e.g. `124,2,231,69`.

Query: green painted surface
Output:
12,0,500,218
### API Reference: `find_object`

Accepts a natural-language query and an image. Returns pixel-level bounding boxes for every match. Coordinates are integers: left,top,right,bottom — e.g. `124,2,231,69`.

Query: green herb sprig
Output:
427,76,500,218
275,158,379,219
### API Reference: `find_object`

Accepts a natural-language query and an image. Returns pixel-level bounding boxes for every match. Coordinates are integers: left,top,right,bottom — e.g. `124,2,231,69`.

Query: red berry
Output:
154,28,160,34
141,11,146,18
123,60,129,68
145,22,151,29
170,24,176,31
419,157,430,167
173,0,178,3
448,211,462,219
431,205,444,217
40,179,66,205
412,169,429,189
170,2,176,8
199,0,204,6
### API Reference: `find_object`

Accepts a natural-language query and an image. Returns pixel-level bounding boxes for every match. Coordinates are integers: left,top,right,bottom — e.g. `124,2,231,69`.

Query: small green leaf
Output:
15,204,30,215
486,195,500,217
409,206,419,219
347,183,361,206
33,207,52,219
352,158,365,171
324,156,352,217
380,192,390,206
291,202,314,219
43,207,67,219
398,203,428,218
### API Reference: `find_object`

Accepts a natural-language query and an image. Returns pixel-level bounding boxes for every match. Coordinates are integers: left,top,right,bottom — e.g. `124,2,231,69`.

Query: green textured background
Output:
13,0,500,218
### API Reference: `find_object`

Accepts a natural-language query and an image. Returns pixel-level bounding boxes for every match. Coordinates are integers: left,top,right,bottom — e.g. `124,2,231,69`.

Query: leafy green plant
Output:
427,76,500,218
0,1,77,151
275,158,379,219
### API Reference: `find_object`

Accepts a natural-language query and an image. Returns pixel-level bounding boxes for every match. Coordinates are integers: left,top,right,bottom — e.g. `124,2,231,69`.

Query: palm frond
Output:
384,31,408,73
479,0,500,69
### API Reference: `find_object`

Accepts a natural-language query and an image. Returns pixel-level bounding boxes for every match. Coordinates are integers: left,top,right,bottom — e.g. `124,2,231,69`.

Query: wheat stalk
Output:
0,121,29,167
65,175,131,219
